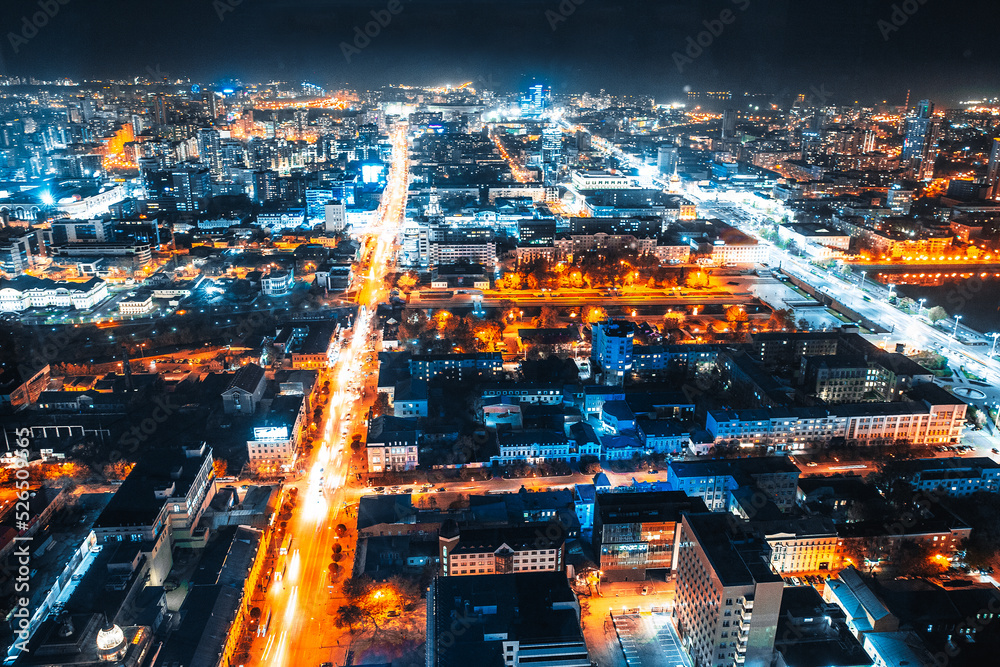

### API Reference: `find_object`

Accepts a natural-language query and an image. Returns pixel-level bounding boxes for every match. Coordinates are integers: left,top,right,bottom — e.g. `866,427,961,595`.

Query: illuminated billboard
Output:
253,426,289,441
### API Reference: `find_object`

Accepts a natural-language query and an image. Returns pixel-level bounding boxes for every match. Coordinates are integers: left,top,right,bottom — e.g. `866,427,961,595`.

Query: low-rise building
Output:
592,491,708,582
409,352,502,382
221,363,266,415
493,430,579,465
438,521,565,576
118,291,154,317
0,276,108,312
366,429,419,473
245,394,305,471
668,458,801,512
426,572,589,667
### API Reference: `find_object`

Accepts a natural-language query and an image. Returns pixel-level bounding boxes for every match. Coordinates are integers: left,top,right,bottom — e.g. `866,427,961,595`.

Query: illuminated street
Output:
252,123,409,667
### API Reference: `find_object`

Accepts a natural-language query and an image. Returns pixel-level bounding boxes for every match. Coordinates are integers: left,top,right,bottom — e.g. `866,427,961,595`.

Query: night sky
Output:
1,0,999,104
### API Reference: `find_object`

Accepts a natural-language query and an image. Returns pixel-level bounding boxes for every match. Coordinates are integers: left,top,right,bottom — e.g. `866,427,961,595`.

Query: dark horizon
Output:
1,0,999,105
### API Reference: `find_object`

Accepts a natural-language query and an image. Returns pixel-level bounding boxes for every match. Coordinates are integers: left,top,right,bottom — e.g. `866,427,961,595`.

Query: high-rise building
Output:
986,137,1000,200
721,109,738,141
324,199,346,233
170,166,211,212
674,512,785,667
591,320,634,385
658,144,679,175
151,95,169,126
902,100,939,178
520,83,550,117
251,170,278,203
541,124,561,164
197,128,222,174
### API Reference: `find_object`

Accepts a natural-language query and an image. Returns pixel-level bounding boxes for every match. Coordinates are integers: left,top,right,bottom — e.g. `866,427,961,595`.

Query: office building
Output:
592,491,708,582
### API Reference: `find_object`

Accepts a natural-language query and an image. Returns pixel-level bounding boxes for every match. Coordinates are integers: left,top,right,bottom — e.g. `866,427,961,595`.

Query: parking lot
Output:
612,613,692,667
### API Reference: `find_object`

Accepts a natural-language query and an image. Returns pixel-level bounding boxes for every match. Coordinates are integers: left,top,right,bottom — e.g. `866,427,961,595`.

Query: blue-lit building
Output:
591,320,634,385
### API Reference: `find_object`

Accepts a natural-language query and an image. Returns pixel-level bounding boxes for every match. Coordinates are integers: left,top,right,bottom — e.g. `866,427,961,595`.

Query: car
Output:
641,586,649,595
648,469,658,474
436,487,446,492
806,461,818,467
992,448,999,454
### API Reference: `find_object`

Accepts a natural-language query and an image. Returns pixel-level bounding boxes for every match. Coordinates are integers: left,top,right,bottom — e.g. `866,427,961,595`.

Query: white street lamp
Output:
954,315,963,339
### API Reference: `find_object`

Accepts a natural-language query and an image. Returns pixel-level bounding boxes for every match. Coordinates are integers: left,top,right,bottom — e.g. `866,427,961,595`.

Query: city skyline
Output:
1,0,1000,103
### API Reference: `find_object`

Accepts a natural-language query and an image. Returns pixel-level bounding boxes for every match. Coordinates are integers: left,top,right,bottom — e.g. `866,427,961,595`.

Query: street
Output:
250,123,410,667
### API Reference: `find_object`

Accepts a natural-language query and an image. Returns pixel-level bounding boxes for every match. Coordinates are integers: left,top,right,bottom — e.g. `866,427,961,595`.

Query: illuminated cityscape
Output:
2,2,1000,667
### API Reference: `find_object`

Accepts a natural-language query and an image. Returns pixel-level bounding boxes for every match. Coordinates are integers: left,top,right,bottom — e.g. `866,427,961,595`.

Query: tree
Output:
797,317,810,331
342,575,374,600
372,392,391,418
334,604,367,632
396,273,418,291
842,536,891,573
684,270,710,289
213,459,228,478
927,305,948,323
103,460,134,481
894,541,947,578
535,306,561,329
725,305,748,326
336,523,348,537
583,305,607,324
472,320,504,352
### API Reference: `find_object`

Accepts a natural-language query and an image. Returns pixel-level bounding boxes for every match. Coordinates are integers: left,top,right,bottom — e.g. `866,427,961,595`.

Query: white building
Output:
324,199,347,233
118,292,153,317
0,276,109,312
261,269,294,297
571,170,631,190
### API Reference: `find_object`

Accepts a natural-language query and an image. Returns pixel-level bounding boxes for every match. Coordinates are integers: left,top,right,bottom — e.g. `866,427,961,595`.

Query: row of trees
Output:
498,250,715,292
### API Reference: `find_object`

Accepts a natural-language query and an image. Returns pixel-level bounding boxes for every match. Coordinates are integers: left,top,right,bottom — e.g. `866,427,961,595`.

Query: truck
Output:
279,534,292,555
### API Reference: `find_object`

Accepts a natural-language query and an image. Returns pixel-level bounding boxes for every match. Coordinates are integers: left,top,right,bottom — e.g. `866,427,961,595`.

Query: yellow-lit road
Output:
255,122,409,667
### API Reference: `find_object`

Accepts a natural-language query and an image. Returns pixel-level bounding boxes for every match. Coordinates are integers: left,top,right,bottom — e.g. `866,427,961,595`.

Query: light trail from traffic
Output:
250,122,409,667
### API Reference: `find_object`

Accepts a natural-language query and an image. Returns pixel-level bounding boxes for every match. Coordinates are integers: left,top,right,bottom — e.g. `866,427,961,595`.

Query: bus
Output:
279,534,292,555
